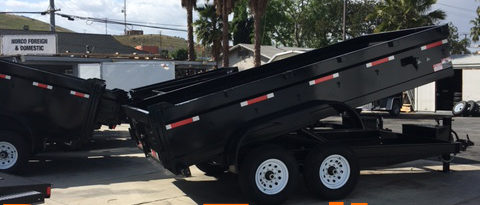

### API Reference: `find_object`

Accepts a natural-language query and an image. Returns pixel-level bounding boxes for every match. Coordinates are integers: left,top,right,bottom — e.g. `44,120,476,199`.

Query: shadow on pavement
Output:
12,131,175,189
173,164,480,205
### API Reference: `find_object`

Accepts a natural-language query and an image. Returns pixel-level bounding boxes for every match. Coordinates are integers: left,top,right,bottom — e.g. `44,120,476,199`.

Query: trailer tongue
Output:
125,25,473,204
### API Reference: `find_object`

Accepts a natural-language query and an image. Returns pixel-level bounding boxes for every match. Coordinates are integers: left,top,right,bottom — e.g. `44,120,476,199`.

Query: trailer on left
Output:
0,60,128,172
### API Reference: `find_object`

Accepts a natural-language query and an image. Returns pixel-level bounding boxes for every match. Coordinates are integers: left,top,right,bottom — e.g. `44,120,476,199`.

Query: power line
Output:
0,11,47,14
56,13,187,32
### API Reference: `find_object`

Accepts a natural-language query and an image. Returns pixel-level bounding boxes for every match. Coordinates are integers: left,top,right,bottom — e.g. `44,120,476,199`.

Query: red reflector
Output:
46,186,51,197
70,90,90,99
421,39,448,50
165,116,200,130
433,63,444,72
240,93,275,107
151,150,159,160
366,56,395,68
0,74,11,80
33,82,53,90
309,73,339,86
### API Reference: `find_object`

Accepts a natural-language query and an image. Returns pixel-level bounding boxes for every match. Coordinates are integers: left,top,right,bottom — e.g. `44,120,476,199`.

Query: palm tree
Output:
181,0,197,61
471,7,480,42
367,0,445,32
194,4,223,62
214,0,236,67
249,0,269,67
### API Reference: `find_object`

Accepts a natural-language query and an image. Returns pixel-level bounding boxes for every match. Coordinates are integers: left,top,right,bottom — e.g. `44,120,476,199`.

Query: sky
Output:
1,0,479,48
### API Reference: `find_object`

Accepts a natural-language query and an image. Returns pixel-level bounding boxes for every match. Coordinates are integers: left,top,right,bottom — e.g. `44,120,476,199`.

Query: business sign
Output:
1,34,57,55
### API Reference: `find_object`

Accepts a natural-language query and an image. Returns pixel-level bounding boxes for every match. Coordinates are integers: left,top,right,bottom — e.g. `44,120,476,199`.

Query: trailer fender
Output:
0,115,34,152
224,100,364,170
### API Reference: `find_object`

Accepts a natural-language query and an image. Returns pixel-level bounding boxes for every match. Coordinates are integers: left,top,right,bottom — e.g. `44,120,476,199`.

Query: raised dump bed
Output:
125,25,472,204
0,60,127,172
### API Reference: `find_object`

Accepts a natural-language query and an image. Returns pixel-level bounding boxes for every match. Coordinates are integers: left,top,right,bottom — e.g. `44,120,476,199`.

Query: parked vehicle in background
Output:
0,60,127,172
371,93,403,116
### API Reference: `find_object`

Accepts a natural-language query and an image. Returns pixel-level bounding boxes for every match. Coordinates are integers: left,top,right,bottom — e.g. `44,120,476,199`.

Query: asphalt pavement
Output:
16,116,480,205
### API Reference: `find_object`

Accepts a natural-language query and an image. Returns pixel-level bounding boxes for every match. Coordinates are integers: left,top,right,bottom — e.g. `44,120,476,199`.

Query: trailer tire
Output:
239,146,299,205
389,99,401,116
466,100,478,116
304,146,359,200
452,101,468,116
0,131,29,173
196,161,227,176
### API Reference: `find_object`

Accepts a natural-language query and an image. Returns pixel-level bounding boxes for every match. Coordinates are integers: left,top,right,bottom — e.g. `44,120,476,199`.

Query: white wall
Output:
76,61,175,91
76,63,101,79
462,69,480,101
101,61,175,90
414,82,436,112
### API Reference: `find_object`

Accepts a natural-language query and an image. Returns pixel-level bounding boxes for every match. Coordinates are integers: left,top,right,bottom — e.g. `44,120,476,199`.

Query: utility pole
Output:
342,0,347,41
122,0,127,35
49,0,56,32
105,18,108,35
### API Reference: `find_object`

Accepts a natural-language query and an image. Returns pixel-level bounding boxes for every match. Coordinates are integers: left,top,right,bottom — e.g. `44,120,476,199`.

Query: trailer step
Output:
0,191,44,204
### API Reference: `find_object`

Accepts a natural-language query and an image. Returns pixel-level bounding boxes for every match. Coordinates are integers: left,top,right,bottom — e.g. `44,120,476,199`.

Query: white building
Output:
414,54,480,112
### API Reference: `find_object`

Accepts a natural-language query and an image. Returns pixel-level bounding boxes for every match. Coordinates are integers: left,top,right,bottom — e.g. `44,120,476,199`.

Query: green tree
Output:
171,48,190,60
367,0,445,32
231,0,254,45
471,7,480,42
194,3,223,62
260,0,377,48
449,23,471,54
249,0,270,67
181,0,197,61
261,0,293,46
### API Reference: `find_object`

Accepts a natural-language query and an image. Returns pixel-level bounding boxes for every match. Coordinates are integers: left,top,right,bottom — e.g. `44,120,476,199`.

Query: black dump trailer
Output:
0,60,128,172
130,66,238,103
125,25,473,204
0,173,51,204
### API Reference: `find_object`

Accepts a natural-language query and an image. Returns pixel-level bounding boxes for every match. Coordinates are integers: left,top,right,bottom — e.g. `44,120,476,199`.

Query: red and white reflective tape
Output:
421,39,448,51
442,57,452,64
165,116,200,130
70,91,90,99
32,82,53,90
433,57,452,72
309,73,339,86
366,56,395,68
151,150,159,160
240,93,275,107
0,74,11,80
433,63,444,72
